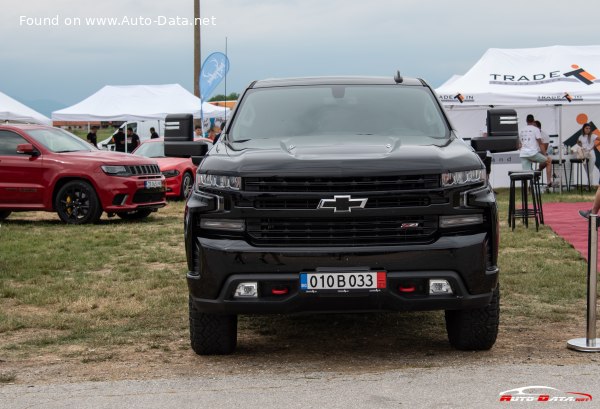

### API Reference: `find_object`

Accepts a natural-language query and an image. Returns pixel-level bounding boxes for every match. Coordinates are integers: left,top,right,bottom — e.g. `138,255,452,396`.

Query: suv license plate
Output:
144,180,163,189
300,271,386,292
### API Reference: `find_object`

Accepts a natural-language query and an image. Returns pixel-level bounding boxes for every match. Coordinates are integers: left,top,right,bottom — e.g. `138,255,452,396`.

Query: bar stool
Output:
569,158,591,193
551,158,568,192
508,171,541,231
532,170,544,224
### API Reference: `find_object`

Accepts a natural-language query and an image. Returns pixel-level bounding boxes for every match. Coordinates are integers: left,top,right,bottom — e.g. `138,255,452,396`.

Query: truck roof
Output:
251,76,425,88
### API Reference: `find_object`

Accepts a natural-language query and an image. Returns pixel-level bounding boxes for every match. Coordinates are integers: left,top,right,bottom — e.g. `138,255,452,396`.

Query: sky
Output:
1,0,598,116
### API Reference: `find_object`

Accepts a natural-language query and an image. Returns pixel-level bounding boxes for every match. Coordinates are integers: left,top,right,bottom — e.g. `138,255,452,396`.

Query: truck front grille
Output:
245,175,440,193
246,216,437,246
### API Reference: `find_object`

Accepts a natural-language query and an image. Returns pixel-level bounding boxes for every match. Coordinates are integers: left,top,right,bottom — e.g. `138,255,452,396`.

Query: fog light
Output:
234,282,258,298
439,214,483,228
201,219,245,231
429,279,453,295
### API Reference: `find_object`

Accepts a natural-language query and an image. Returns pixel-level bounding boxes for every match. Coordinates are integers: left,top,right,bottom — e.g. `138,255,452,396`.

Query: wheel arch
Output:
51,176,98,211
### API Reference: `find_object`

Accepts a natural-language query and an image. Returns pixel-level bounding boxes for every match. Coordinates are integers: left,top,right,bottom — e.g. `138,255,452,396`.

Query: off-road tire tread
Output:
189,297,237,355
445,285,500,351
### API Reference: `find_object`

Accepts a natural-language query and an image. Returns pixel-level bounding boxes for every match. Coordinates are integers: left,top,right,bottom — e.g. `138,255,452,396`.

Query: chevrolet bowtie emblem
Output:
317,195,368,213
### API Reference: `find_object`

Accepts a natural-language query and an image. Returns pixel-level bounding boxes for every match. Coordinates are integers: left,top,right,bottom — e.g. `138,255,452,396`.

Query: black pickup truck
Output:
171,75,517,355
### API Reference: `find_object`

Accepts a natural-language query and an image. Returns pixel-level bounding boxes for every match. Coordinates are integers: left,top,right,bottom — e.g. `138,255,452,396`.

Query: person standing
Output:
194,126,203,138
86,125,99,148
126,127,140,152
575,123,597,184
149,127,159,139
112,127,126,152
519,114,552,188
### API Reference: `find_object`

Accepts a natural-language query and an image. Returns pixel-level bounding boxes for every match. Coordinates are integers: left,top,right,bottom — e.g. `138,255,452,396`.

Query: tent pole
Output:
124,121,128,153
558,105,563,195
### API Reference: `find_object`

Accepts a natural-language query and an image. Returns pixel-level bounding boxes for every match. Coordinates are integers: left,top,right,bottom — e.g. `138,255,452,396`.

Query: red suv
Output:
0,124,167,224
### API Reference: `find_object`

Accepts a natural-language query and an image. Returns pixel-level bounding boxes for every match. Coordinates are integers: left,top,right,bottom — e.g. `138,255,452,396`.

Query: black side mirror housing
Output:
470,109,520,153
164,114,208,164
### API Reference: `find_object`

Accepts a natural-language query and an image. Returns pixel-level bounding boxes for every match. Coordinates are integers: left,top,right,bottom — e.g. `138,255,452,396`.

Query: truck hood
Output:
202,135,482,176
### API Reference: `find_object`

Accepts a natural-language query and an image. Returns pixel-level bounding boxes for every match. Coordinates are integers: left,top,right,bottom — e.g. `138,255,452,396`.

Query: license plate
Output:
300,271,386,293
144,180,163,189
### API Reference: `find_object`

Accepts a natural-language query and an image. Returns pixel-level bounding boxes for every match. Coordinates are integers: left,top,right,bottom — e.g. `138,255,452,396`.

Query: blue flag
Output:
199,52,230,102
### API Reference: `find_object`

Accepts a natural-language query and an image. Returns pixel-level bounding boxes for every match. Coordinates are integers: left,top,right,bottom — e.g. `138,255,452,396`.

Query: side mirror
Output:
16,143,39,156
471,136,520,153
471,108,520,153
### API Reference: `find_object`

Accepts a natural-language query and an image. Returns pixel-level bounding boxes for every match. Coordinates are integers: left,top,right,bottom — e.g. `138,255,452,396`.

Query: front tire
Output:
116,209,153,220
55,181,102,224
189,296,237,355
0,211,11,221
180,172,194,199
445,284,500,350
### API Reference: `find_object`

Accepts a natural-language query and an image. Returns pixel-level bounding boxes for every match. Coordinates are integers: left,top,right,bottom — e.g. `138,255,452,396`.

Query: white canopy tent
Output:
435,45,600,187
0,91,51,125
52,83,229,122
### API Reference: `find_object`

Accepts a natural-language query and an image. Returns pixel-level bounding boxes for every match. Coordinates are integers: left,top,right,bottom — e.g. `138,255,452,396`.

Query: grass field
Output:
0,188,597,380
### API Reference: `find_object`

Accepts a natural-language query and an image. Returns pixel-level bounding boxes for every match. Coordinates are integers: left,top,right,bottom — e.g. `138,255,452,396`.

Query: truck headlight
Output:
441,169,485,187
197,174,242,191
101,165,131,176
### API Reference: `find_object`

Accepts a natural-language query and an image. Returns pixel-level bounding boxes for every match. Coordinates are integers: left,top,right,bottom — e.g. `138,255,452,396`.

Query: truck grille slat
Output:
245,175,440,192
251,196,436,210
246,216,437,246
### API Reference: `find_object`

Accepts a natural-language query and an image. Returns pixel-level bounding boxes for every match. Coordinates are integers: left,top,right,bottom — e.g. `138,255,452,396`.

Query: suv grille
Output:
127,164,161,176
246,216,437,247
244,175,440,192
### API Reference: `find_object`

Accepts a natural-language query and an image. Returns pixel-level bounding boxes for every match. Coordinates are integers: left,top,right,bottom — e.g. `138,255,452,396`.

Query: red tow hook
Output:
271,287,289,295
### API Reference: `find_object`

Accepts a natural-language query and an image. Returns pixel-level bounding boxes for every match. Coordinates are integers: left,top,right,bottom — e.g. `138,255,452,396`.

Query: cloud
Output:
1,0,598,113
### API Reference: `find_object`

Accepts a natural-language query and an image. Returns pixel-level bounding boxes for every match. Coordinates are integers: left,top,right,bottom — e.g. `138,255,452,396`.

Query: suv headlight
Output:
197,174,242,191
441,169,485,187
101,165,131,176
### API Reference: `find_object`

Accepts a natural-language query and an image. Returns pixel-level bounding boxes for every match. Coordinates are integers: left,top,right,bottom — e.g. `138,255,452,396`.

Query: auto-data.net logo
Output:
499,386,592,403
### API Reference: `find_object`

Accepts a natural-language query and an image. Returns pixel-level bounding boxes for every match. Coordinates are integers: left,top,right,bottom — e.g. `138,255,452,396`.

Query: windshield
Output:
28,128,94,152
230,85,449,143
135,141,165,158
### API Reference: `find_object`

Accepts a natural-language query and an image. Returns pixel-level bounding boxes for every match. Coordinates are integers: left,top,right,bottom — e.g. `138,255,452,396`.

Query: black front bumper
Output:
187,233,498,315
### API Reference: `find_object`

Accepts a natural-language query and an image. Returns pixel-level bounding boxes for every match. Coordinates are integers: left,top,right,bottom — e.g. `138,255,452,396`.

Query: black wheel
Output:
0,211,11,221
116,209,153,220
189,296,237,355
180,172,194,199
55,181,102,224
445,284,500,351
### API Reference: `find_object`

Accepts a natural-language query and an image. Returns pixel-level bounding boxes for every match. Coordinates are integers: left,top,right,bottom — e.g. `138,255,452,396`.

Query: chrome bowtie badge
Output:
317,195,368,213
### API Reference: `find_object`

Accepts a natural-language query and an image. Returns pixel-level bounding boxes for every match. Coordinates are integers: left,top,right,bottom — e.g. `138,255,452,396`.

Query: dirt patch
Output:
1,312,596,385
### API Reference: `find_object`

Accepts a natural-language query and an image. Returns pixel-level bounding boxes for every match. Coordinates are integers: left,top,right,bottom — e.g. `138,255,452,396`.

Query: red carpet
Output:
542,202,595,263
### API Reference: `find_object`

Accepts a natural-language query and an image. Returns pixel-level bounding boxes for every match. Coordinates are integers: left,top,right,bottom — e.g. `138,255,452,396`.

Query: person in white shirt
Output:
575,123,597,184
534,120,553,184
519,114,552,187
